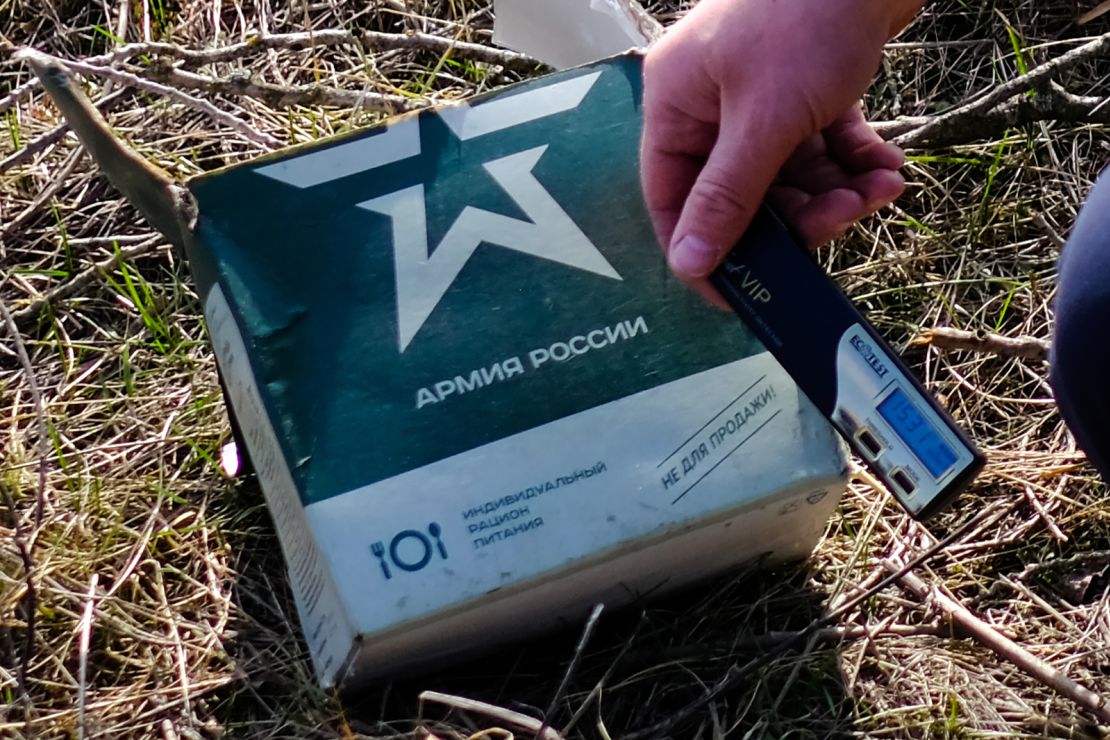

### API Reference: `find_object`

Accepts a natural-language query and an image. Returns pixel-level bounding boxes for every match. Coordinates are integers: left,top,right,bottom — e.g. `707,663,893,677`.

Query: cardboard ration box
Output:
181,54,851,688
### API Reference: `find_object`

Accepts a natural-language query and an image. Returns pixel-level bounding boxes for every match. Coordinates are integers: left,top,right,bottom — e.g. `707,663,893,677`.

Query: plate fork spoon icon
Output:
371,541,391,579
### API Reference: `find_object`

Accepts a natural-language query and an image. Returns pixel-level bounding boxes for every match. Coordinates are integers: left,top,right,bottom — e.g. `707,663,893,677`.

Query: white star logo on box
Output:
254,71,621,352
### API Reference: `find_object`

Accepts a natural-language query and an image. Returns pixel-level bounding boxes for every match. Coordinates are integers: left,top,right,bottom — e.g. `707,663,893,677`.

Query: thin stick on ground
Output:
141,64,419,114
0,89,129,176
912,327,1051,363
419,692,565,740
623,502,1019,740
75,29,538,68
10,238,165,330
0,293,49,713
13,49,282,149
0,29,534,115
1080,1,1110,24
742,622,950,647
1,147,85,243
535,603,604,740
890,30,1110,148
77,573,100,740
876,87,1110,148
885,560,1110,724
0,296,48,532
559,613,646,737
1022,482,1068,543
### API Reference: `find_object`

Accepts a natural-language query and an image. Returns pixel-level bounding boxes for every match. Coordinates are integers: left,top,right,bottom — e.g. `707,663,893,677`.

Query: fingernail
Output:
669,234,719,278
883,142,906,167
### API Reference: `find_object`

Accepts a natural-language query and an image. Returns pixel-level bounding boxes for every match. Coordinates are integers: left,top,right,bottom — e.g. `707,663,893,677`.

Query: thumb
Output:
667,121,795,280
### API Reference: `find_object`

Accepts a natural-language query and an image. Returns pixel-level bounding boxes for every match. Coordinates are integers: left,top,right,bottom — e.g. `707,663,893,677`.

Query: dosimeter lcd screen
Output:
878,388,959,478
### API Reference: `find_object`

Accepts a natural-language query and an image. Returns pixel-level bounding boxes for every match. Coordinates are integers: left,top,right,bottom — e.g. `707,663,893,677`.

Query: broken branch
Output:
419,691,564,740
1,29,535,115
912,327,1050,363
876,85,1110,148
140,65,420,114
14,49,281,149
890,31,1110,149
886,560,1110,724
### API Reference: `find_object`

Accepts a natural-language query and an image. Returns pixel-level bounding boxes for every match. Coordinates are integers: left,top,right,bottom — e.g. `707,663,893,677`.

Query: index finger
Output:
640,97,717,256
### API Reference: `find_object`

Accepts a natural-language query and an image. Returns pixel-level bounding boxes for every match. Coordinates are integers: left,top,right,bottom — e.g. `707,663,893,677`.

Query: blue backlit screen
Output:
878,388,958,478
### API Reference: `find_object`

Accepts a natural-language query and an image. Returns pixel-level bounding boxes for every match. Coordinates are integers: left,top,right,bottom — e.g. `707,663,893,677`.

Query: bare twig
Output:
0,78,39,115
912,327,1051,363
1079,1,1110,25
1,29,534,115
625,503,1015,740
0,90,129,176
140,64,420,113
1033,212,1067,251
0,297,49,532
0,479,35,715
0,293,50,713
891,31,1110,148
1014,551,1110,584
9,239,167,332
1022,483,1068,543
419,692,565,740
358,28,536,66
89,29,536,68
894,92,1108,142
738,621,950,648
887,560,1110,724
77,573,100,740
15,49,281,149
876,88,1110,148
560,614,645,737
0,147,84,241
536,604,604,740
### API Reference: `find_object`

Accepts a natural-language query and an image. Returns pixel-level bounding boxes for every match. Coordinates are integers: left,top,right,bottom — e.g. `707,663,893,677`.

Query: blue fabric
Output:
1050,168,1110,480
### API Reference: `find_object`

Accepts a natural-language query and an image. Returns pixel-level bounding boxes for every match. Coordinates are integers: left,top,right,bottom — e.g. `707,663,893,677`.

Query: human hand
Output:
641,0,923,305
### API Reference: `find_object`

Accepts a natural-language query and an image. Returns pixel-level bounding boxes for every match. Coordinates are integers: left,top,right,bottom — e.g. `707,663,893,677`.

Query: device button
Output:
892,469,916,495
856,428,883,458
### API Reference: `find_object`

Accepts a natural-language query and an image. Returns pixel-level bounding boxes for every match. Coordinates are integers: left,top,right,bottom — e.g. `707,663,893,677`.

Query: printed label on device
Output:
830,323,978,515
709,207,985,519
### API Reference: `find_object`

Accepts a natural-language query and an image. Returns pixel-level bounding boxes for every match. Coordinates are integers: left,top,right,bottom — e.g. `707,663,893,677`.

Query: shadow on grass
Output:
211,474,857,740
365,563,855,739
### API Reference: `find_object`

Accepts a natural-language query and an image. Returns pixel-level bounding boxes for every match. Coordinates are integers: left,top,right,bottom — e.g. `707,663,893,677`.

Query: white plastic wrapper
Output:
493,0,662,70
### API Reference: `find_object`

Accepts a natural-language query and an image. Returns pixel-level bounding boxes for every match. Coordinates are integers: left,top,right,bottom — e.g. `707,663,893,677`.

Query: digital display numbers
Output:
878,388,958,478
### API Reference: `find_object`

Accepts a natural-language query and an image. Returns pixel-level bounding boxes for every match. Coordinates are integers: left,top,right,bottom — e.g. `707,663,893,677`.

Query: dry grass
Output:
2,0,1110,737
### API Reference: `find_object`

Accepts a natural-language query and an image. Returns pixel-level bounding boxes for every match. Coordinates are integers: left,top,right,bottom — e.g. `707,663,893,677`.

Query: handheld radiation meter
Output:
710,208,985,519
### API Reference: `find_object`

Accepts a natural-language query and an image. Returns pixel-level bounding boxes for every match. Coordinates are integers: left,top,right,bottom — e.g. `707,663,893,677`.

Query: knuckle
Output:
691,171,752,223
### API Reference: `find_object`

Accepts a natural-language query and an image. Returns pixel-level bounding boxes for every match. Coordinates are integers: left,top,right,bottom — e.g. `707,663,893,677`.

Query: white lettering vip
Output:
724,262,772,304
